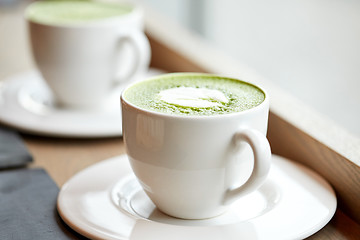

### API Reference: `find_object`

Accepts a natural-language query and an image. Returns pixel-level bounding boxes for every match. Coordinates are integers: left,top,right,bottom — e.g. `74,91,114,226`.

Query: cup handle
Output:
114,29,151,84
223,128,271,205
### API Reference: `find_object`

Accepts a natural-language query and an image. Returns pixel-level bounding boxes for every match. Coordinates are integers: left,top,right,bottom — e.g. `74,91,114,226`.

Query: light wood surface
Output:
26,135,125,186
1,2,359,239
268,112,360,223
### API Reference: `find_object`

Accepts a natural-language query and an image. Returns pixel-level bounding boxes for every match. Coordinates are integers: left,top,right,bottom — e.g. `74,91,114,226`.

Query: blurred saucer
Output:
0,69,164,138
57,154,337,240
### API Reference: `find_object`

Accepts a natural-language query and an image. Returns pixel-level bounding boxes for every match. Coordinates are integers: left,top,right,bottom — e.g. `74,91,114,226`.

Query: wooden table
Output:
1,2,359,239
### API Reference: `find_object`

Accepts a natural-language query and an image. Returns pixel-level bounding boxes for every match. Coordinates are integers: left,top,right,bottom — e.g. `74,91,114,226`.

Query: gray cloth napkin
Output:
0,126,33,168
0,168,87,239
0,126,87,239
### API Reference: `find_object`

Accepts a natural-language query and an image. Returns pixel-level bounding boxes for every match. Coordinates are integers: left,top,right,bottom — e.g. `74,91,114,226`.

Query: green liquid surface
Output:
27,0,133,25
124,74,265,116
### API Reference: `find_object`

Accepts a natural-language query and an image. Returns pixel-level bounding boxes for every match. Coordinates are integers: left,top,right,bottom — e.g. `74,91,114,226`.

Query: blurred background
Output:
138,0,360,137
1,0,359,137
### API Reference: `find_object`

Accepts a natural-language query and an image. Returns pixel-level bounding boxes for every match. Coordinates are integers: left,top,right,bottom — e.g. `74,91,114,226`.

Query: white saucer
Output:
0,69,163,138
57,154,337,240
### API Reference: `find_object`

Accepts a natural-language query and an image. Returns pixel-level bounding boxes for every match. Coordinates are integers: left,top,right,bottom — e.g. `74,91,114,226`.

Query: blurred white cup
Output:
26,1,151,109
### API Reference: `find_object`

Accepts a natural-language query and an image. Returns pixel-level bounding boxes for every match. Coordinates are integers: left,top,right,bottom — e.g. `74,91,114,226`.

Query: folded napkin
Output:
0,126,33,168
0,168,87,239
0,126,86,239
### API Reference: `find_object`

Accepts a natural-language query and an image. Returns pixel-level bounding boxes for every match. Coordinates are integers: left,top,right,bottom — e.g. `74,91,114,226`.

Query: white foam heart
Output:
158,87,228,108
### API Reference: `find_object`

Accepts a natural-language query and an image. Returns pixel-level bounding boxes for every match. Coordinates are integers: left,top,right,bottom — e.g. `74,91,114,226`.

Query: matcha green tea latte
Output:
26,1,133,25
123,73,265,116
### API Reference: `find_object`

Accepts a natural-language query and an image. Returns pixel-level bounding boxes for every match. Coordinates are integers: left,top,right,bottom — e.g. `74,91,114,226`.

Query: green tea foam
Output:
123,74,265,116
27,1,133,25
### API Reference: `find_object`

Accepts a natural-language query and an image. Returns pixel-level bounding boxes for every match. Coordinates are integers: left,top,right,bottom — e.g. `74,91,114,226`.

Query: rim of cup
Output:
24,0,143,28
121,72,269,120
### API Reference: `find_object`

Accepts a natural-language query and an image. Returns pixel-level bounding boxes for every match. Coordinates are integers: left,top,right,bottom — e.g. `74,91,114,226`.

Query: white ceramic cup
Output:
26,1,151,109
121,73,271,219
